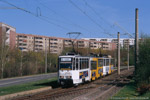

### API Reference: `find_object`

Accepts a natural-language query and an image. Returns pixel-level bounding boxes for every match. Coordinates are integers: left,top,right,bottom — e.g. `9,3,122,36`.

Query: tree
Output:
0,27,10,78
3,48,21,78
135,37,150,86
61,47,73,55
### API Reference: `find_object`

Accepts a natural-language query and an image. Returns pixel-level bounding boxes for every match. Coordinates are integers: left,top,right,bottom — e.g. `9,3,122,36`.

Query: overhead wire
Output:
82,0,134,38
0,0,70,31
1,0,117,38
82,0,118,38
36,0,94,35
82,0,118,33
85,0,133,38
113,22,134,38
68,0,112,37
31,1,80,27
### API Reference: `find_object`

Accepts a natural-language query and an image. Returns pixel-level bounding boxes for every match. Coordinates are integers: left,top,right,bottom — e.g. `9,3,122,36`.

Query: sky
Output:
0,0,149,39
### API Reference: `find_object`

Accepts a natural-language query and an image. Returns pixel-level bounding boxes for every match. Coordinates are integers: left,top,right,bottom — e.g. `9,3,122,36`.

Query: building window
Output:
23,36,27,38
35,37,43,39
23,44,27,46
78,41,84,43
19,43,23,45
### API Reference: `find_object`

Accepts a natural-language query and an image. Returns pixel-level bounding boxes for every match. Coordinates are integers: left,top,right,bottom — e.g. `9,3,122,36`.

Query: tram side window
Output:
73,58,75,70
98,59,103,67
106,59,109,66
79,58,89,69
91,61,97,70
80,58,82,69
104,59,106,66
111,59,114,65
84,59,89,69
87,59,89,68
76,58,78,70
58,58,60,69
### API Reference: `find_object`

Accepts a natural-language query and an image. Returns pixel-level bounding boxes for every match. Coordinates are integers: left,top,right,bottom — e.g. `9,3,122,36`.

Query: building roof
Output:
0,22,16,31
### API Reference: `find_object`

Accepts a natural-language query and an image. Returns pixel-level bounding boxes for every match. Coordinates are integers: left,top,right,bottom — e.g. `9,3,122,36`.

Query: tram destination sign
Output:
61,58,72,62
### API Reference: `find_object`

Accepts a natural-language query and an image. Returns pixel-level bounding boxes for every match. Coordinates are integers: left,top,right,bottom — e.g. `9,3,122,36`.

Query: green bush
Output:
135,38,150,86
0,48,58,78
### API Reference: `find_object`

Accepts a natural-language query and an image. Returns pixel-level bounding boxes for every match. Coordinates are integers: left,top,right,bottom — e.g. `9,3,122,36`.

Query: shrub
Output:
135,37,150,93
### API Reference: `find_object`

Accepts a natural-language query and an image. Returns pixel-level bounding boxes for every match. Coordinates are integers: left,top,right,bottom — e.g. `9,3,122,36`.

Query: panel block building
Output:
82,38,135,48
16,33,116,54
0,23,16,49
0,22,117,55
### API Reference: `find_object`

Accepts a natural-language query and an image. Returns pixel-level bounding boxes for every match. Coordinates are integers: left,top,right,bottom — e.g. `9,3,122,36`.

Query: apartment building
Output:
16,34,116,54
16,33,65,54
0,22,116,54
82,38,135,48
0,23,16,49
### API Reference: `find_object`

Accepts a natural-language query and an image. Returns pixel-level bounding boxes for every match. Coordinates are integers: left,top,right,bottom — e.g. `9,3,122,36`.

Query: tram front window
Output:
60,63,72,69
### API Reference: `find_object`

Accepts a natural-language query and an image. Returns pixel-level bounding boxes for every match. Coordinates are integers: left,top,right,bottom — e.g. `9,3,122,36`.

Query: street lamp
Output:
45,38,47,73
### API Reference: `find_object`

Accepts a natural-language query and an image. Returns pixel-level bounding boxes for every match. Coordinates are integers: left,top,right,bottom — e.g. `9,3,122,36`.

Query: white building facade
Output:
82,38,135,47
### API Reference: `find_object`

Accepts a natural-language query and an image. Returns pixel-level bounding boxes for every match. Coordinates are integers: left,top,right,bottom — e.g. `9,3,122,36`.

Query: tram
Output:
58,53,114,86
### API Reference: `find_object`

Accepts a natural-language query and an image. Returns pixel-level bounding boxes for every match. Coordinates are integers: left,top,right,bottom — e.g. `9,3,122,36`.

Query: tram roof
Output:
59,54,92,58
59,55,113,59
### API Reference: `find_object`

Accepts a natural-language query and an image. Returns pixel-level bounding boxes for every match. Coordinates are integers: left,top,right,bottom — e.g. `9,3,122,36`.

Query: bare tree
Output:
0,26,9,78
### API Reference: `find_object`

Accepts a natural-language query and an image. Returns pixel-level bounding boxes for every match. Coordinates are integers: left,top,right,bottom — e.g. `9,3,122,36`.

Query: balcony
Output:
78,45,85,48
35,37,43,40
19,43,27,46
50,42,58,45
35,41,43,43
50,39,58,41
19,47,27,51
78,41,84,43
35,45,43,47
18,35,27,38
50,46,58,48
19,39,27,43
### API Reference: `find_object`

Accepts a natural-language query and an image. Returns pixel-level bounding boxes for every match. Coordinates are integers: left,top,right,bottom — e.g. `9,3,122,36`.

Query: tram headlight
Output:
66,76,72,79
60,76,64,79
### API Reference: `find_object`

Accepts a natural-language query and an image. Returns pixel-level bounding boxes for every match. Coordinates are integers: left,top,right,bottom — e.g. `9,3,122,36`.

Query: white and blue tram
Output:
58,54,91,86
58,54,114,86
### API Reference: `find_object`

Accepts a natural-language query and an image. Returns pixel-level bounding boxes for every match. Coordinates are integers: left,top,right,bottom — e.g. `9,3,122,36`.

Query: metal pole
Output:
118,32,120,75
135,8,139,72
114,49,117,68
20,49,23,76
45,38,47,73
127,39,129,70
49,38,50,53
77,40,78,54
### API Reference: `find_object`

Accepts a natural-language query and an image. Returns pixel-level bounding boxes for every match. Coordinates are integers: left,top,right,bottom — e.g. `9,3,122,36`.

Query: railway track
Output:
13,68,134,100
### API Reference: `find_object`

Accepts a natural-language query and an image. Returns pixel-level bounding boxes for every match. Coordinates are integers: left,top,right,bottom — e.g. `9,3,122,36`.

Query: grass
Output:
111,80,150,100
0,77,58,96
